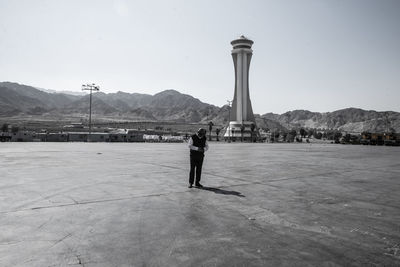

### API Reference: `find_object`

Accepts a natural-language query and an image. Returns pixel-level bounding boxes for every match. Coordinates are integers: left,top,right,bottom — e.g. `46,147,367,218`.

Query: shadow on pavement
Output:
199,186,245,197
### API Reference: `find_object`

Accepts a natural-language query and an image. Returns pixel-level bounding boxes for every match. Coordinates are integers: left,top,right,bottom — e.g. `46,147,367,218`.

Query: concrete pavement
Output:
0,142,399,266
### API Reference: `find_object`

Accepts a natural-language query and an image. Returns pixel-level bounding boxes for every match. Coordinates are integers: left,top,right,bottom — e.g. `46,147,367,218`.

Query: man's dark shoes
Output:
195,183,203,188
188,184,193,188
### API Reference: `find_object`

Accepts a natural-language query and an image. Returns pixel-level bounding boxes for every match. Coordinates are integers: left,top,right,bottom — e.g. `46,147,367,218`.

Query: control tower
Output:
225,35,257,141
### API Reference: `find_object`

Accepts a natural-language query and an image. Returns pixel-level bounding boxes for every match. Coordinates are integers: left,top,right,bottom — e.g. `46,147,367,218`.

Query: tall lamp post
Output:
227,100,232,142
82,83,100,142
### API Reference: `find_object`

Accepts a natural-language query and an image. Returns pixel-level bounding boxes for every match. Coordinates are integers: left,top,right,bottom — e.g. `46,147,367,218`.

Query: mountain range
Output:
0,81,399,133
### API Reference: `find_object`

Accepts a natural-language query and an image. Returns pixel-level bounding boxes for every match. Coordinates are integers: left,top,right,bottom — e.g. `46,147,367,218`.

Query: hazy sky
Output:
1,0,399,114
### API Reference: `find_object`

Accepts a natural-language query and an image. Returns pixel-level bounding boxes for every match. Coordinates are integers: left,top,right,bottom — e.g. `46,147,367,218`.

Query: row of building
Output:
0,130,184,143
347,132,400,146
2,128,398,146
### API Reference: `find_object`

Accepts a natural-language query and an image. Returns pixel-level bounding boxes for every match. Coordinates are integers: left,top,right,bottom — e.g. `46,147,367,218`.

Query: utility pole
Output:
227,100,232,143
82,83,100,142
385,112,390,133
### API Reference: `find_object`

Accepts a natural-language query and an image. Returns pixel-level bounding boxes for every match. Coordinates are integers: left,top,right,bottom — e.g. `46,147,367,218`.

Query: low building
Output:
109,129,128,142
0,132,11,142
143,134,162,142
37,133,68,142
63,123,84,129
127,130,144,142
383,133,398,146
10,131,35,142
68,132,110,142
360,132,399,146
161,135,184,142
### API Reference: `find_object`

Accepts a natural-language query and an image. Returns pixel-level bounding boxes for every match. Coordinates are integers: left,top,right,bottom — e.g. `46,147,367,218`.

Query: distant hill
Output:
261,108,400,133
0,81,399,132
0,82,221,123
0,82,79,115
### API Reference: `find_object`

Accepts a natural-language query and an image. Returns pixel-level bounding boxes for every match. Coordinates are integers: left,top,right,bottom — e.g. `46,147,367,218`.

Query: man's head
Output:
197,128,206,138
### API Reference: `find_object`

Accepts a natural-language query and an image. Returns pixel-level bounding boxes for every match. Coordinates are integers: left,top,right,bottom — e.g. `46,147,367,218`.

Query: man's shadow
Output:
198,186,245,197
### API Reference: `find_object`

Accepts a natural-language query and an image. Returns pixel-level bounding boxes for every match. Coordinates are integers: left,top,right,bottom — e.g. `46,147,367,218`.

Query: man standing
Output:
188,128,209,188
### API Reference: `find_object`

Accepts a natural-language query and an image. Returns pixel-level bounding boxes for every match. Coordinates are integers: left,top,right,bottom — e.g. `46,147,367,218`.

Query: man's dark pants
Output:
189,154,204,185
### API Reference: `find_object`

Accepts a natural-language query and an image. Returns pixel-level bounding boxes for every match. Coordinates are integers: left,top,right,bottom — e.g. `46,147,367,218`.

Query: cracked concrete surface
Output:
0,142,399,266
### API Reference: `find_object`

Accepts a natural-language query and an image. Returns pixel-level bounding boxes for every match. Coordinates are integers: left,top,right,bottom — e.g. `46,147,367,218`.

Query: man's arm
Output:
188,137,200,151
204,140,209,152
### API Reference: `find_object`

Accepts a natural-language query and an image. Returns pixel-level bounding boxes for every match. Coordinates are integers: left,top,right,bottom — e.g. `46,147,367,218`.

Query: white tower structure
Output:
225,35,257,141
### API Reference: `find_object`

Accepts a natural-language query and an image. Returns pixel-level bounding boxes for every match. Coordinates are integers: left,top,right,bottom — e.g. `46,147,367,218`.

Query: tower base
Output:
224,121,258,142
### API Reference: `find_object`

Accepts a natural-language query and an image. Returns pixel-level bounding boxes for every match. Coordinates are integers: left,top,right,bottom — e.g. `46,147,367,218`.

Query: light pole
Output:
227,100,232,142
82,83,100,142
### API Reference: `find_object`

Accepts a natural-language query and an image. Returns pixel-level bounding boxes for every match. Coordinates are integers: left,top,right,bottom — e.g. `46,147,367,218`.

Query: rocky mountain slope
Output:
261,108,400,133
0,82,79,115
1,81,399,132
0,82,221,123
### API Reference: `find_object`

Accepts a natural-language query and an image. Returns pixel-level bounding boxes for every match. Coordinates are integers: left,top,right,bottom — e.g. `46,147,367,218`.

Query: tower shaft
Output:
231,47,254,122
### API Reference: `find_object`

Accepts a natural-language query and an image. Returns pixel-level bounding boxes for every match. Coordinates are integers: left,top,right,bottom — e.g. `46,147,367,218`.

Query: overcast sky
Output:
0,0,399,114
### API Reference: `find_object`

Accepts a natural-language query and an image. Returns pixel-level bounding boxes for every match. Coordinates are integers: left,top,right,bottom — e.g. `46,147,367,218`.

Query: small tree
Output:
300,128,307,138
208,121,214,141
288,129,297,142
276,132,281,139
334,131,342,142
1,123,9,132
11,125,19,134
215,128,220,141
272,131,280,142
314,132,323,139
250,123,256,142
308,129,315,138
282,132,288,142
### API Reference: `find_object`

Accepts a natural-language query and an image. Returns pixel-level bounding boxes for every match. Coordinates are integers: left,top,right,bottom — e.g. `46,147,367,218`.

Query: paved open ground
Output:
0,142,399,267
